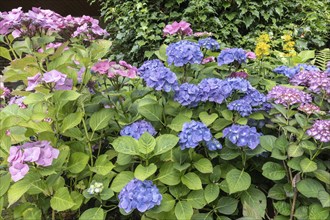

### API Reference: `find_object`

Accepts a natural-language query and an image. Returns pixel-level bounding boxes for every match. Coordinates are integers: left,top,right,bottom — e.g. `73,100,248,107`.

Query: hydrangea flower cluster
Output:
7,141,59,182
138,59,178,92
178,121,213,150
120,120,157,139
86,181,104,195
306,120,330,142
267,86,312,106
175,83,201,107
273,64,319,78
205,138,223,151
229,71,249,79
163,21,192,36
42,70,73,91
223,124,261,149
91,60,138,79
0,86,10,99
298,104,321,115
290,70,330,96
166,40,203,66
0,7,108,39
246,51,256,59
198,38,220,51
118,179,162,213
217,48,247,66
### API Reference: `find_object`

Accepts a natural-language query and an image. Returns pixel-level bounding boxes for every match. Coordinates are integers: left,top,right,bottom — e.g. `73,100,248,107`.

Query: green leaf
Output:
67,152,89,174
313,170,330,184
259,135,276,151
318,190,330,208
199,112,218,126
204,184,219,204
175,201,193,220
22,207,42,220
287,144,304,157
89,109,113,131
23,93,45,105
262,162,286,180
134,163,157,181
153,134,178,156
241,187,266,219
79,207,105,220
99,188,114,201
61,112,83,132
157,163,181,185
110,171,134,192
90,154,115,176
168,114,191,131
225,169,251,194
299,140,316,150
186,190,206,209
138,132,156,155
138,99,163,122
0,173,11,197
0,46,11,60
194,158,213,173
112,136,140,156
274,201,290,216
297,178,325,198
249,112,264,120
70,191,84,210
151,193,175,213
181,172,203,190
50,187,75,211
308,203,329,220
294,206,309,219
298,50,315,63
221,110,233,121
217,197,238,215
268,184,286,200
300,158,317,173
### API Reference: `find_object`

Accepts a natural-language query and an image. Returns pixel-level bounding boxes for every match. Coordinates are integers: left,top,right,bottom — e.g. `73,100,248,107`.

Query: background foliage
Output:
89,0,330,64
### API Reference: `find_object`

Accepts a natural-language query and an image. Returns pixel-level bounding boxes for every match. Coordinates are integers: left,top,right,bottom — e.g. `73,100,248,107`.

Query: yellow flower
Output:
255,42,270,58
282,34,292,42
283,41,295,52
257,34,270,43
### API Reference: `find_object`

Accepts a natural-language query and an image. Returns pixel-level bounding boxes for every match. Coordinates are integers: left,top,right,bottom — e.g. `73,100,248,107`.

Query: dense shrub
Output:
89,0,330,64
1,7,330,220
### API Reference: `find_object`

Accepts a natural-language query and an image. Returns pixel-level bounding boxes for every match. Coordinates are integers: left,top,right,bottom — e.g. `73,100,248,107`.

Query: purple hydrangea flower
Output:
0,86,10,99
229,71,248,79
118,179,162,213
166,40,203,66
120,120,157,139
227,99,253,117
217,48,247,66
290,70,330,95
54,78,73,90
273,64,319,78
178,121,212,150
205,138,222,151
198,37,220,51
8,96,27,108
201,56,215,64
26,73,42,91
298,103,321,115
9,163,29,182
174,83,201,107
198,78,228,104
267,86,312,106
223,124,261,149
42,70,72,90
244,90,267,107
306,120,330,142
91,60,110,75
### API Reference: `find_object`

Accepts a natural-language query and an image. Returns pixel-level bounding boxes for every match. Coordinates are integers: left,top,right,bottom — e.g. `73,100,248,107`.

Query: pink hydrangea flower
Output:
0,86,10,98
163,21,193,36
23,147,41,162
7,146,24,165
26,73,42,91
246,51,256,59
306,120,330,142
202,56,215,64
9,163,29,182
298,103,321,115
42,70,72,90
91,60,110,75
267,86,312,107
38,42,69,53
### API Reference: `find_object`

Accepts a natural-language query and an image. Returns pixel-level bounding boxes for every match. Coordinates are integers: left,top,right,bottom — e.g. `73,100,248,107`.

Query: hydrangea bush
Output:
0,9,329,220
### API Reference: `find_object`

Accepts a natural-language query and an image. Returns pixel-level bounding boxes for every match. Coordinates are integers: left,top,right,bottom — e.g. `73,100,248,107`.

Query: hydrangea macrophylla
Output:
91,60,111,75
108,61,138,79
205,138,223,151
202,56,215,64
267,86,312,106
273,64,320,78
166,40,203,66
227,99,253,117
290,70,330,95
87,181,104,195
26,73,42,91
298,103,321,115
223,124,261,149
120,120,157,139
174,83,201,107
0,86,10,98
42,70,73,90
138,59,164,78
118,179,162,213
229,71,248,79
246,51,256,59
198,37,220,51
306,120,330,142
178,121,212,150
217,48,247,66
198,78,229,104
224,77,254,93
8,96,27,108
7,141,59,181
163,21,192,36
38,42,69,53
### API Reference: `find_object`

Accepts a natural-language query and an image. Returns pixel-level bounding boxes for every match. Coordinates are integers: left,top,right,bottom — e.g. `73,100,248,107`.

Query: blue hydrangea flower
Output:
227,99,253,117
273,64,319,78
138,59,164,78
166,40,203,66
205,138,222,151
174,83,201,107
198,37,220,51
120,120,157,139
198,78,229,104
118,179,162,213
179,121,212,150
224,77,253,93
244,90,267,107
217,48,247,66
223,124,261,149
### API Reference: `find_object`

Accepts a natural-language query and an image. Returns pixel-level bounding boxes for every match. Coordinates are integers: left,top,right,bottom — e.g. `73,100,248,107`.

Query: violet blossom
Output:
163,21,193,36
